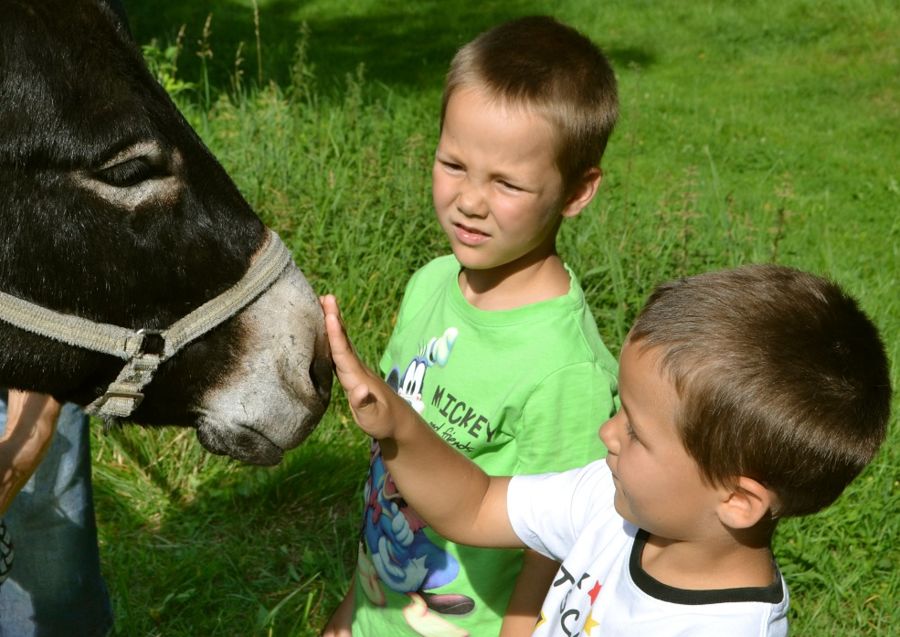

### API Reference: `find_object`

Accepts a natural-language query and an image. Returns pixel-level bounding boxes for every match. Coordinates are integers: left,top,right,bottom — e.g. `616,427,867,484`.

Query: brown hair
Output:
629,265,891,517
440,16,618,192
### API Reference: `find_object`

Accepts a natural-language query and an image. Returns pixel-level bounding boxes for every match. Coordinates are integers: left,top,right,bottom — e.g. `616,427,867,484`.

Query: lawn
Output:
91,1,898,634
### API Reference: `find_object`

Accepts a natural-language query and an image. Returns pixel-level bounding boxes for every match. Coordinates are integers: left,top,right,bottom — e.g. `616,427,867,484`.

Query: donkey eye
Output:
74,141,182,210
92,139,173,189
96,156,167,188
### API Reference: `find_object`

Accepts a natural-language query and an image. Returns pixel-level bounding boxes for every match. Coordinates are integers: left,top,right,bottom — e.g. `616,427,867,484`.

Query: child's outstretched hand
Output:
320,294,404,440
321,297,516,551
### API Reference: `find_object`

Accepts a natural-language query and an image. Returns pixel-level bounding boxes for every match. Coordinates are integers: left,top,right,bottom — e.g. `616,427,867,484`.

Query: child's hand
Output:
320,295,403,440
321,296,518,551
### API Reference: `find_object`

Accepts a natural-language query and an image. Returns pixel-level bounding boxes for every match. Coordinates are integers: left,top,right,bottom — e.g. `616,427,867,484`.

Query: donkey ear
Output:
98,0,134,42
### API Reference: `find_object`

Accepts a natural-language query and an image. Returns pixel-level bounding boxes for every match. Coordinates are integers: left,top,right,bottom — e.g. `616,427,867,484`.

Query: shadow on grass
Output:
123,0,656,95
94,422,368,635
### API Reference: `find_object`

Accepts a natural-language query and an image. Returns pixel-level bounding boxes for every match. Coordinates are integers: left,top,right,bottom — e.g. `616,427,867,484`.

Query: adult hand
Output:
0,391,61,515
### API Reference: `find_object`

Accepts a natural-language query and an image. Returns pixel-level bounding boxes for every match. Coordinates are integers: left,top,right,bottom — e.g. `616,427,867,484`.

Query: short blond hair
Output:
441,16,618,192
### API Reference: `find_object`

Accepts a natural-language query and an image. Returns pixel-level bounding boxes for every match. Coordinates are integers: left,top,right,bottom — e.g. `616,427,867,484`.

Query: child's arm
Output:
500,549,560,636
322,295,523,549
320,585,354,637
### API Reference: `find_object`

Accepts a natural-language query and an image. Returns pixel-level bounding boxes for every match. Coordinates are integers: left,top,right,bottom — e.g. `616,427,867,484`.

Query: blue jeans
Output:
0,394,113,637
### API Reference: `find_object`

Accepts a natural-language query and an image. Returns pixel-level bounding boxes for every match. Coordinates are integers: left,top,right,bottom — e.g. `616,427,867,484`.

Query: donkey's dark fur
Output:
0,0,330,463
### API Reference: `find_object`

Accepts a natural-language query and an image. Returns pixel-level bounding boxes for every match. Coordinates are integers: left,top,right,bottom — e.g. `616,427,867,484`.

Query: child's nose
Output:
456,180,487,217
599,412,622,452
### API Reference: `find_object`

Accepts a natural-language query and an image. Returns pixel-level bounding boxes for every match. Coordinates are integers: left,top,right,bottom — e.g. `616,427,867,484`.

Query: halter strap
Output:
0,229,292,419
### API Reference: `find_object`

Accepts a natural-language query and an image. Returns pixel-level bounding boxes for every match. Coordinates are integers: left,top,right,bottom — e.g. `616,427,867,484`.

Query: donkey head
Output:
0,0,331,464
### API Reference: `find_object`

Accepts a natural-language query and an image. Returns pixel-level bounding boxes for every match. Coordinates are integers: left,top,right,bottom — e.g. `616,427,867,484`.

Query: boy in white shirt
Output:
320,263,891,636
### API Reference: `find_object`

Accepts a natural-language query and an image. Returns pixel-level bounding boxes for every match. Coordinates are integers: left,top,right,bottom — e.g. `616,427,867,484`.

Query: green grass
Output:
91,1,899,634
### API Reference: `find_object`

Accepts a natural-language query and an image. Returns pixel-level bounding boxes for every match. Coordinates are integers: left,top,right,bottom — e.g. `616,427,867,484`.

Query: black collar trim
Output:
629,529,785,605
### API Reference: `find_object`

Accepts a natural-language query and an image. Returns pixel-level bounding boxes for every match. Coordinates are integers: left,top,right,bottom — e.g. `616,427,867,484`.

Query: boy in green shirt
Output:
323,16,619,637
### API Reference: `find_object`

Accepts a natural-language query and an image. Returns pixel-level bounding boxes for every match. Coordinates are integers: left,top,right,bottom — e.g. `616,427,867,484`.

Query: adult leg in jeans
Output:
0,392,113,637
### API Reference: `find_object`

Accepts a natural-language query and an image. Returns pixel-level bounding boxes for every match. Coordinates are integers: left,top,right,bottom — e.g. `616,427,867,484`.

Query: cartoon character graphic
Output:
387,327,458,414
358,328,473,636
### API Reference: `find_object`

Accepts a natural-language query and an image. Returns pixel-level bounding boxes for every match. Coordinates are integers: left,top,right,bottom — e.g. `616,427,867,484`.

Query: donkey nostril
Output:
310,355,333,403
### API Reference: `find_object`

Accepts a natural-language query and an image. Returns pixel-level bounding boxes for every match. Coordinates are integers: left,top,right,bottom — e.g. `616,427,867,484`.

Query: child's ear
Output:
561,167,603,219
716,476,777,530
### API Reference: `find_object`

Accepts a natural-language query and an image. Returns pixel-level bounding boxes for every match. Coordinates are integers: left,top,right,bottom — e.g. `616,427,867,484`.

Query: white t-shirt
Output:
507,461,789,636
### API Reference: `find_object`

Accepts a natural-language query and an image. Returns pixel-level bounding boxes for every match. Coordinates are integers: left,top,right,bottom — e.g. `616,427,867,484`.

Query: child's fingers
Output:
321,295,353,356
323,311,349,356
321,295,372,388
320,295,389,434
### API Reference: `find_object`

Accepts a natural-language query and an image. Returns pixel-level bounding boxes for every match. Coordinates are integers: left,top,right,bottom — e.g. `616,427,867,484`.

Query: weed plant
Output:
92,1,897,635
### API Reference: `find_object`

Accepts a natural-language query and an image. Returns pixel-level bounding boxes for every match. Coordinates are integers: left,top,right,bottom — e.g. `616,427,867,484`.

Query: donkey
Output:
0,0,331,465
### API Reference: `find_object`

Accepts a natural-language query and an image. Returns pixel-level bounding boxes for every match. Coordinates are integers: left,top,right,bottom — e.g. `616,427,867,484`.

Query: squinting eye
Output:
499,181,524,192
625,422,639,441
96,156,168,188
93,140,172,188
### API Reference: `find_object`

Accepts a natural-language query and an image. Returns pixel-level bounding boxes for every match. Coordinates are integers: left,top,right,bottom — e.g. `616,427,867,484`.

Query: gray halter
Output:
0,229,291,420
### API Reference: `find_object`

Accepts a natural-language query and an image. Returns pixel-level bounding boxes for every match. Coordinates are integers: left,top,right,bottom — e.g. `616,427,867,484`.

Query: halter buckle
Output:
135,328,165,356
88,386,145,418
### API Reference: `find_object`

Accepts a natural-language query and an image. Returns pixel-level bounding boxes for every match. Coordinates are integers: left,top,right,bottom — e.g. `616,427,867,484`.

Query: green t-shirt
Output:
352,255,618,636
